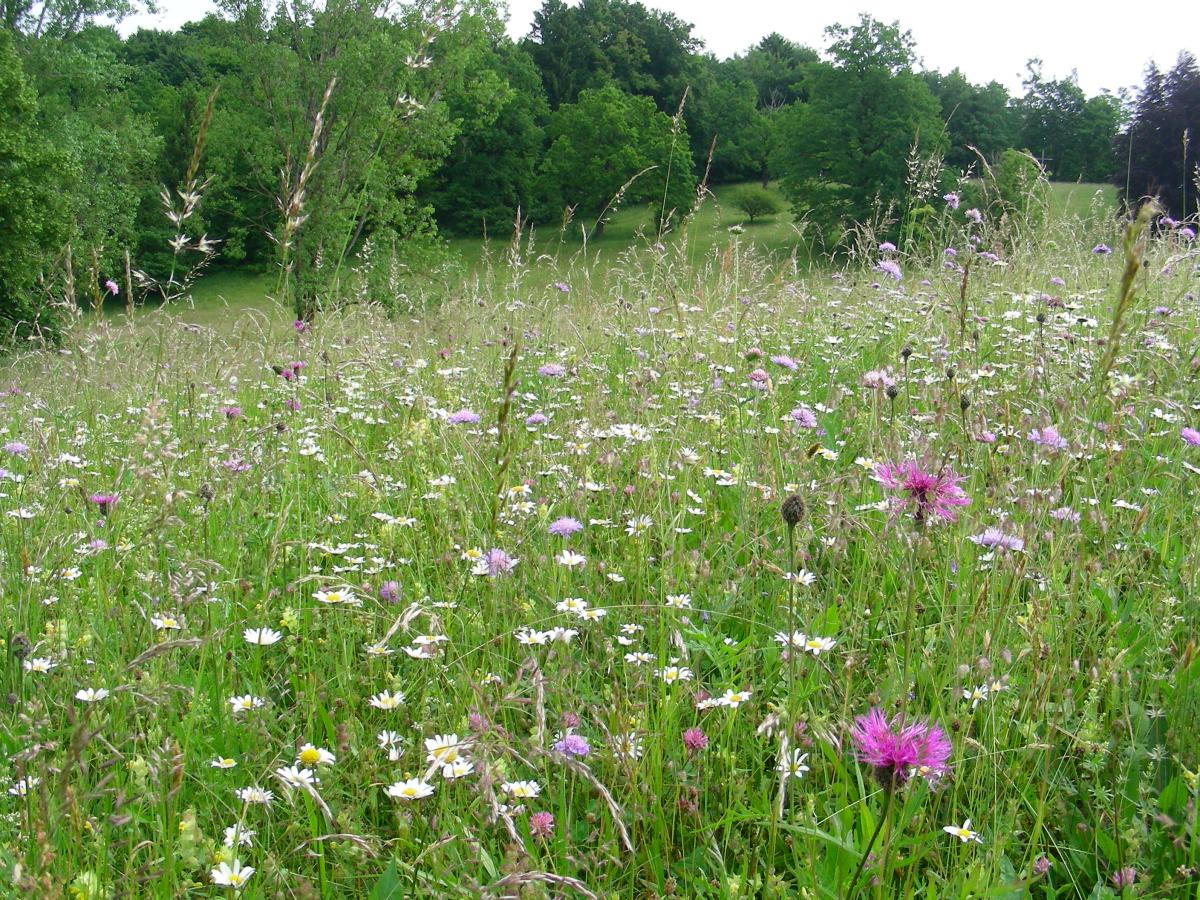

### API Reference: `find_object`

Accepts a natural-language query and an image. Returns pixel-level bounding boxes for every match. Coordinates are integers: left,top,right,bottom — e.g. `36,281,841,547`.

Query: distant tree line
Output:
0,0,1195,337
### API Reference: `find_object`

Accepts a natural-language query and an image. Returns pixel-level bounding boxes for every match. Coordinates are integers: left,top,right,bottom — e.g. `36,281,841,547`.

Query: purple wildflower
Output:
553,281,570,294
293,319,308,333
1110,867,1136,890
1181,427,1200,446
553,734,590,757
1050,276,1065,286
89,493,118,515
681,728,708,754
1092,243,1112,255
481,548,517,577
104,279,119,296
1027,425,1068,450
788,406,818,429
748,368,770,388
378,581,401,604
875,259,903,282
548,517,583,537
770,354,798,370
879,241,897,253
528,811,555,837
943,192,960,209
969,527,1024,552
525,412,548,427
537,363,566,377
850,707,952,788
3,441,29,456
974,431,997,444
874,460,971,523
447,409,480,425
965,208,982,224
220,406,242,420
1050,506,1081,523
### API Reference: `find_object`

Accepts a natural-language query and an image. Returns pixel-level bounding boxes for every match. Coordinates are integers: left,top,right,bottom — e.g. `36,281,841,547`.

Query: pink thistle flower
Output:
874,460,971,523
850,707,952,789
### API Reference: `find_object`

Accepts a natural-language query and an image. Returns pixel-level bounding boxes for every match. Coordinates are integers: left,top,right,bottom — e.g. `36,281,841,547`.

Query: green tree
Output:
1017,61,1121,182
728,186,782,222
522,0,699,112
421,40,548,236
684,56,770,184
726,32,818,111
921,69,1017,170
539,84,695,238
772,16,945,242
0,28,74,339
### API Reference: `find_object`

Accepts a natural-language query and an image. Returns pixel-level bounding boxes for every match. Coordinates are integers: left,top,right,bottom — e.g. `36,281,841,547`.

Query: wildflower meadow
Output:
1,198,1199,899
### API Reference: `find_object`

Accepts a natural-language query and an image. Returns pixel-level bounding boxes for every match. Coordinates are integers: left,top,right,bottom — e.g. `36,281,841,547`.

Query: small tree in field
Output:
729,186,783,223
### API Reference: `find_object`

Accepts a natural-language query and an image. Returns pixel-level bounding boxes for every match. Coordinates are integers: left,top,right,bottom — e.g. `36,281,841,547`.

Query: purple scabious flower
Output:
379,581,401,604
1027,425,1068,451
481,548,517,577
553,734,590,757
1181,427,1200,446
3,441,29,456
788,406,818,429
525,412,548,427
448,409,480,425
220,406,242,420
969,527,1024,552
681,727,708,754
553,281,570,294
875,259,903,282
943,192,960,210
748,368,770,389
770,354,798,371
878,241,897,253
528,810,555,837
1092,243,1113,255
1050,276,1065,286
965,208,982,224
537,363,566,377
548,517,583,537
874,460,971,523
850,707,952,789
104,279,119,296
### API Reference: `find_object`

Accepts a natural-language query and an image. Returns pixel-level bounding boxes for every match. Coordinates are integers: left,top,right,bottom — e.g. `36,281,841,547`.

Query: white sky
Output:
121,0,1199,97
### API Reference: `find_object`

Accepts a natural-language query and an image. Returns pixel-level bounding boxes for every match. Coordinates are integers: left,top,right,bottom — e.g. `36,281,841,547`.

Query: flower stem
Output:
846,787,894,899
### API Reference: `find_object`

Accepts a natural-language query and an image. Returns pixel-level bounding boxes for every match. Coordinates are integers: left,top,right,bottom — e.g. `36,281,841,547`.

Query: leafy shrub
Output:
729,186,783,222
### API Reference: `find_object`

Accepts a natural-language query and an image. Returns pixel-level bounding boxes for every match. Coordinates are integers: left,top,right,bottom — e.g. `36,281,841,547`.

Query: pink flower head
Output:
448,409,480,425
1110,867,1136,890
529,811,555,838
1027,425,1068,451
681,727,708,754
88,493,119,515
850,707,952,789
104,279,119,296
874,460,971,523
1181,427,1200,446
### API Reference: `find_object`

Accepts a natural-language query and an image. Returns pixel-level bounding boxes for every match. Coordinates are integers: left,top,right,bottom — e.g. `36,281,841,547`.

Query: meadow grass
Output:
1,198,1198,899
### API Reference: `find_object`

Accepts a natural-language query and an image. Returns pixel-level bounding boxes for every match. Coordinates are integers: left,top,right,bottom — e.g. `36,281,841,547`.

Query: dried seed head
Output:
781,493,805,527
901,345,913,360
885,384,900,400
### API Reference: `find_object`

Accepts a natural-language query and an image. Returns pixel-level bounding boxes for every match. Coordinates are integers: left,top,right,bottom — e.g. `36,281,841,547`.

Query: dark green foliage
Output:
683,57,771,184
1017,61,1121,182
522,0,699,112
725,32,818,111
421,41,548,237
539,85,695,238
728,186,782,222
1116,53,1199,219
921,69,1017,171
772,16,946,243
0,29,74,341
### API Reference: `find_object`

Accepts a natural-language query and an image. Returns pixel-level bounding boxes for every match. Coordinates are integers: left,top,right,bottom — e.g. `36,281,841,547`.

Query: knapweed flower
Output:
968,528,1024,552
529,810,555,838
874,460,971,523
943,820,983,843
850,707,952,788
378,580,401,604
211,860,254,889
88,493,118,515
1181,427,1200,446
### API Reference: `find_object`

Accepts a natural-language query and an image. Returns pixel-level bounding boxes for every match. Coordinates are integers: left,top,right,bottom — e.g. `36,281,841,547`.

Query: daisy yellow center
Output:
299,749,321,765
